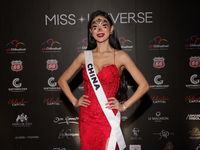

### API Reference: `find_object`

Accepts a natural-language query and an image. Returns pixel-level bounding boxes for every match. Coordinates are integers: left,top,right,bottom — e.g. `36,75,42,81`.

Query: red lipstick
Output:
97,33,105,37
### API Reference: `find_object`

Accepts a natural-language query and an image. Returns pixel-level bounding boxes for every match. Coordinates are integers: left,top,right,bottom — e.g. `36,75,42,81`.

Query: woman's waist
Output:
83,93,117,99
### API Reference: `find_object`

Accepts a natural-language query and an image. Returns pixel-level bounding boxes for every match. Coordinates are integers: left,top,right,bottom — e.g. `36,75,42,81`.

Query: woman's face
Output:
90,16,114,43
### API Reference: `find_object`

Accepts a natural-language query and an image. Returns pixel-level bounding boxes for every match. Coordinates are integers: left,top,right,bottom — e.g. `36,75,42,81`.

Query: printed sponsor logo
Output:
163,141,174,150
185,95,200,103
11,60,23,72
153,130,174,140
119,37,133,51
8,98,28,106
43,98,63,105
153,57,165,68
77,36,133,52
186,74,200,89
43,77,61,91
53,116,79,125
77,38,88,52
185,35,200,49
58,129,79,139
78,85,84,91
189,56,200,68
8,78,27,92
130,128,142,140
45,12,153,26
188,127,200,139
121,115,128,122
148,111,169,122
186,114,200,120
151,95,170,103
150,75,169,89
6,39,26,54
12,113,32,127
196,144,200,150
15,136,39,140
129,145,141,150
42,38,62,53
53,148,66,150
46,59,58,71
149,36,169,50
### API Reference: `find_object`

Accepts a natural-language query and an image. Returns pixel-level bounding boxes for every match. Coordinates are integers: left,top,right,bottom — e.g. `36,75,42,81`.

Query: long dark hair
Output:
87,10,127,99
86,10,121,50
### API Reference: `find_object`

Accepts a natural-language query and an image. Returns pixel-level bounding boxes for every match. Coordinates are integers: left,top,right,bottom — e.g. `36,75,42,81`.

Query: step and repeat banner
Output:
0,0,200,150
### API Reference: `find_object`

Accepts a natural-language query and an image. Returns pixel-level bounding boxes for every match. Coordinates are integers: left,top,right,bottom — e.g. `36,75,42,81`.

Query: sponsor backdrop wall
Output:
0,0,200,150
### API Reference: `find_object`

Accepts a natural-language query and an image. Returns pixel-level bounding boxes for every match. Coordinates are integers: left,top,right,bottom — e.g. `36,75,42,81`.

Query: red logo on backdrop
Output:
189,56,200,68
8,98,28,106
153,57,165,68
43,98,63,106
46,59,58,71
11,60,23,72
151,96,170,102
185,95,200,103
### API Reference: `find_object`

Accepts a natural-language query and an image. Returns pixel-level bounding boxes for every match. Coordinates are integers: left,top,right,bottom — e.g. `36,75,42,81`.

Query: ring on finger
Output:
112,100,116,104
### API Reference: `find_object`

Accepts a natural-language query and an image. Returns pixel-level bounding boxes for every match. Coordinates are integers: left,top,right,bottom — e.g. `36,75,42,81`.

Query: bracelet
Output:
122,104,127,111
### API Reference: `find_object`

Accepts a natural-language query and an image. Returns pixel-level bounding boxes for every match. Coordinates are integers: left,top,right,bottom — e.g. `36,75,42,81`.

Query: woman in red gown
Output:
58,10,149,150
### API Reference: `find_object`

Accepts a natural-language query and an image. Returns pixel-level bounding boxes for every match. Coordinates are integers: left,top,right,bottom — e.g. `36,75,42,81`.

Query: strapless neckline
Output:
96,64,119,75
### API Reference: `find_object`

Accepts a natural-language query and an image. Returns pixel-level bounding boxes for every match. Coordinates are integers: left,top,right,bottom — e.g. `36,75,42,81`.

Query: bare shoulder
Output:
116,50,132,62
77,51,85,60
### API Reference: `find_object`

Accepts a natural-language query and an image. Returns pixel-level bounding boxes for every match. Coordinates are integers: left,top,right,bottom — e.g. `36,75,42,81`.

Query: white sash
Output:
84,51,126,150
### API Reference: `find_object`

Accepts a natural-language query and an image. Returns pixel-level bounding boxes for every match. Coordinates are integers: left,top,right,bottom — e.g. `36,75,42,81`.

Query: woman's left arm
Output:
119,51,150,111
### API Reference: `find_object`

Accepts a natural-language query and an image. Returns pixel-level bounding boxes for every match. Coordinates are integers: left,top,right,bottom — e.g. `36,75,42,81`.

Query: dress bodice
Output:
83,64,120,98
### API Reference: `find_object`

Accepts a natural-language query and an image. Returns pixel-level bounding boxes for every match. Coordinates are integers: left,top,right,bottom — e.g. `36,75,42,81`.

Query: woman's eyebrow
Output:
92,18,108,24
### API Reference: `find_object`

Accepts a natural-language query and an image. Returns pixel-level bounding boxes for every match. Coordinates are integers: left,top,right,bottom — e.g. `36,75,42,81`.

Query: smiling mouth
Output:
97,33,105,37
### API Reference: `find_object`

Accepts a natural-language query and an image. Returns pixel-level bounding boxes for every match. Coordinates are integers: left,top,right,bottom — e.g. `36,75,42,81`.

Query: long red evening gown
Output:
79,64,120,150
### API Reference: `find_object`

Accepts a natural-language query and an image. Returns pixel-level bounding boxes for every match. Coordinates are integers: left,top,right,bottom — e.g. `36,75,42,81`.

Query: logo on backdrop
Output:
196,144,200,150
188,127,200,139
148,111,169,122
189,56,200,68
77,38,88,52
163,141,174,150
44,12,153,26
149,36,169,50
12,113,32,127
153,57,165,68
119,37,133,51
43,97,62,105
121,115,128,122
6,39,26,54
129,145,141,150
42,38,62,53
185,35,200,49
8,78,28,92
151,95,170,104
53,116,79,125
15,135,39,140
8,98,28,106
43,77,61,91
186,114,200,120
153,130,174,140
185,95,200,103
150,75,169,89
46,59,58,71
186,74,200,89
11,60,23,72
130,128,142,140
58,129,79,139
76,36,134,52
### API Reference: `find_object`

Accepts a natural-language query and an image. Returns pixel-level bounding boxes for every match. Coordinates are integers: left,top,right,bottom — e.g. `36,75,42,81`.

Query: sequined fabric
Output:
79,64,120,150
